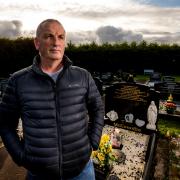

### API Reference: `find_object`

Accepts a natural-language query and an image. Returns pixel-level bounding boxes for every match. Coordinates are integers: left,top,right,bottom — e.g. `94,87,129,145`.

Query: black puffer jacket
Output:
0,55,104,179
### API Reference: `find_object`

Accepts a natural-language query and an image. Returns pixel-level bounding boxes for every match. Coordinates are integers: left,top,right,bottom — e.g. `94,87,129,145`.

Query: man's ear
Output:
34,38,40,50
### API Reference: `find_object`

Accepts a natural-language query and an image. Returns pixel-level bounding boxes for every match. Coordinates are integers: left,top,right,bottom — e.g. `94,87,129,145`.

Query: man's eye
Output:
47,35,53,38
59,36,65,40
44,34,53,38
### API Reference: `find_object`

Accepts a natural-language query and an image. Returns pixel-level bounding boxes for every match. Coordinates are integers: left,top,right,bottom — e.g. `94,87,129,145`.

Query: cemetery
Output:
0,71,180,180
0,72,179,180
0,39,180,179
92,73,179,179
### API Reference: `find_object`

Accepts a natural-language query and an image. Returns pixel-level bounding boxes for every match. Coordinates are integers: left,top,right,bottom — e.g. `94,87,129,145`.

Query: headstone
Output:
150,72,161,82
105,82,159,134
95,82,159,180
162,76,175,83
154,82,180,101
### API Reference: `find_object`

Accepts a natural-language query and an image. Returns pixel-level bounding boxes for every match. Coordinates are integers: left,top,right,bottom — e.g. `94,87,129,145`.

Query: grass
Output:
175,76,180,82
158,118,180,137
135,75,149,83
135,74,180,83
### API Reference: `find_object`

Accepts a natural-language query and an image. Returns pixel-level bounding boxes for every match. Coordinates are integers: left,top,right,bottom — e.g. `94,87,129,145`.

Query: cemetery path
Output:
154,138,169,179
0,147,27,180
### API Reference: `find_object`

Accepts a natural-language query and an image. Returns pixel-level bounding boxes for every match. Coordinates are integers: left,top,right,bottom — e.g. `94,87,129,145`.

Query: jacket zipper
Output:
48,69,65,179
53,82,62,178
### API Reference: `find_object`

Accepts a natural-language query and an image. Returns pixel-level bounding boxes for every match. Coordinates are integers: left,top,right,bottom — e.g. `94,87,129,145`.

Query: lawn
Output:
135,74,180,83
158,118,180,137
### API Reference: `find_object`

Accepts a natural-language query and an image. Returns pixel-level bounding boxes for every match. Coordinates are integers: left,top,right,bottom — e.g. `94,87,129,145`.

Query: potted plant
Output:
91,134,116,179
165,94,176,114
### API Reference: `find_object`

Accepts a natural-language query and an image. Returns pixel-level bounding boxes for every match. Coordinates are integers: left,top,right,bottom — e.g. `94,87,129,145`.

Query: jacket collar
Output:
32,54,72,75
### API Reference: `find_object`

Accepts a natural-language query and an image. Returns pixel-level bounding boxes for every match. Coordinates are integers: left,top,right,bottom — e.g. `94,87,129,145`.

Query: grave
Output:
162,76,175,83
154,81,180,101
146,72,162,88
154,78,180,119
93,82,159,180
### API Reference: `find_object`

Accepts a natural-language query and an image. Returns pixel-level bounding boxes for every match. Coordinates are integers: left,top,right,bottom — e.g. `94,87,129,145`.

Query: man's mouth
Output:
50,49,60,53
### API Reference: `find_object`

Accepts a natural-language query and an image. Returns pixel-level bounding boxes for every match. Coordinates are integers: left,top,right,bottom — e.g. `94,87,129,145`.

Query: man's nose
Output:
53,36,60,45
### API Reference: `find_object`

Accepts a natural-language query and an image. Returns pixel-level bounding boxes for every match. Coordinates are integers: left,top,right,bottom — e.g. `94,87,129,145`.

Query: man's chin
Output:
49,55,63,61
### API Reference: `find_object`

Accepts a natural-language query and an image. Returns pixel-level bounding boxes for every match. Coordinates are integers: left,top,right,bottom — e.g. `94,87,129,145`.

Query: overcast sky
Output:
0,0,180,44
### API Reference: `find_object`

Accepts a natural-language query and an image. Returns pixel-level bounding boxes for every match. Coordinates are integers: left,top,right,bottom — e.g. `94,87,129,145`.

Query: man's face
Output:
34,22,66,62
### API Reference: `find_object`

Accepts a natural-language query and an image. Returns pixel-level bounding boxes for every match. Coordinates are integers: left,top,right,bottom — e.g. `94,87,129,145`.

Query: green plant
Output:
158,119,180,138
91,134,116,170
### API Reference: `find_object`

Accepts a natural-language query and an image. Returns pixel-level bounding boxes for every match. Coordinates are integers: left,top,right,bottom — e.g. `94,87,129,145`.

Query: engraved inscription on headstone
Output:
113,85,148,102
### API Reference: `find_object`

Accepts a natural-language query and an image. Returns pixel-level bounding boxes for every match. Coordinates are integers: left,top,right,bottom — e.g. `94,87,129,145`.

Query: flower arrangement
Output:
165,94,176,114
91,134,116,171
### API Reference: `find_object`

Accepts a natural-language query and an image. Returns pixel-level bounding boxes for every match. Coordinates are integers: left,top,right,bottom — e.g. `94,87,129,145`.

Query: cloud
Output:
0,19,179,45
96,26,143,43
0,20,23,38
136,29,180,44
0,2,49,13
67,25,180,45
66,26,143,44
144,32,180,44
67,31,97,44
57,1,180,34
56,0,180,45
0,0,180,44
138,29,171,35
58,1,143,19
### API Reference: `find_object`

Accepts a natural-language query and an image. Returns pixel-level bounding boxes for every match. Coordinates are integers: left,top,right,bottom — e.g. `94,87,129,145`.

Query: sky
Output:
0,0,180,44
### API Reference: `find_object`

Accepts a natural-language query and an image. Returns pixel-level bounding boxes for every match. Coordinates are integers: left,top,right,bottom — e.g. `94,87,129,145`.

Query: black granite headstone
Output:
105,82,159,134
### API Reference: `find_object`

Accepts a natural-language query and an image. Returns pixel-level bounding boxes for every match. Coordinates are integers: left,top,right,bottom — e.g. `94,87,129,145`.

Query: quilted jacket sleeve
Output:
0,76,24,166
87,72,104,150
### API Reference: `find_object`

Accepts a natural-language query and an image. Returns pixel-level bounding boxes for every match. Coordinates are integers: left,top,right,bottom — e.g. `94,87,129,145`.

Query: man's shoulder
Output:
10,66,32,80
70,66,89,74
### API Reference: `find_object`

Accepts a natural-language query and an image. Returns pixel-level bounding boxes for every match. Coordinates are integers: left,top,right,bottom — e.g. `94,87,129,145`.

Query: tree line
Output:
0,38,180,77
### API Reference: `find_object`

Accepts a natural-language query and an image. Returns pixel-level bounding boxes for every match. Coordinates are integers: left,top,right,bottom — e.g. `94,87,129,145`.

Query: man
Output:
0,19,104,180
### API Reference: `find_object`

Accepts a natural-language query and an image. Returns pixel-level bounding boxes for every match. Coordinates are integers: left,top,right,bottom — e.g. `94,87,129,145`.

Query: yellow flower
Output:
97,152,105,161
91,134,116,169
101,134,110,142
92,151,98,157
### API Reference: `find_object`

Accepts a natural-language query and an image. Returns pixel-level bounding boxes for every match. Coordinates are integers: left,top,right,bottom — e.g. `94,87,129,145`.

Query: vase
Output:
94,164,110,180
166,109,174,114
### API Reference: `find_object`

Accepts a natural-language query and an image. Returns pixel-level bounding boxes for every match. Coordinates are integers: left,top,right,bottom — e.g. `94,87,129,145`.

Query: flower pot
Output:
166,109,174,114
94,163,110,180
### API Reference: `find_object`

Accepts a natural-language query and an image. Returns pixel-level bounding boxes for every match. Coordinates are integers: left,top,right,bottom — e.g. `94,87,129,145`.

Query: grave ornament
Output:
146,101,158,130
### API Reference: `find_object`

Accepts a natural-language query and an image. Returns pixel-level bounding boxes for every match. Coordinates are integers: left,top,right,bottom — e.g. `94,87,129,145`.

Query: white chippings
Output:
103,125,150,179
